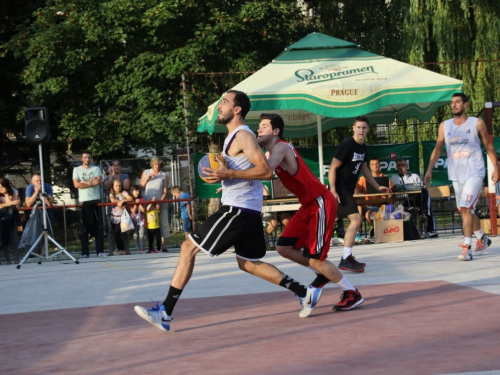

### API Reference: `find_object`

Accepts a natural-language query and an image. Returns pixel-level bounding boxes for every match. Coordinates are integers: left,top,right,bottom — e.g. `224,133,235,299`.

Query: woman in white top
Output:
139,156,170,251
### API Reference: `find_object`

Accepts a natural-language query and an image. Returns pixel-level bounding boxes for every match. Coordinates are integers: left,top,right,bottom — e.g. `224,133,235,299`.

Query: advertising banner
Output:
423,137,500,186
297,141,420,182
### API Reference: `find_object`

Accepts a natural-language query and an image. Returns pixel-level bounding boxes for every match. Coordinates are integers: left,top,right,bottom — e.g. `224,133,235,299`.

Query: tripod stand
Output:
17,143,79,269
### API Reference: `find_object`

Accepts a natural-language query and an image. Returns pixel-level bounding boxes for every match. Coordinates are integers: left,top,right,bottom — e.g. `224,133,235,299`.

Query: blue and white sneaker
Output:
354,233,363,243
134,302,172,332
298,286,323,318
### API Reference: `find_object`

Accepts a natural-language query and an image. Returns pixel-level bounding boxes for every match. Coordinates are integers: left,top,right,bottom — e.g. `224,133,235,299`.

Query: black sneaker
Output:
338,255,365,272
369,227,374,239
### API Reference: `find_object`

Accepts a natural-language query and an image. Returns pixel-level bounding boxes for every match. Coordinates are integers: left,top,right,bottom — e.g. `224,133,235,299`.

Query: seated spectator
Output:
355,157,393,239
390,158,437,238
25,173,54,255
265,216,278,248
280,212,292,227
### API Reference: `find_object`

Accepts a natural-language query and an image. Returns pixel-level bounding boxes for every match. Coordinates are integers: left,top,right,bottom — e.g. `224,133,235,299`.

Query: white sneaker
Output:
457,244,472,261
134,303,172,332
298,286,323,318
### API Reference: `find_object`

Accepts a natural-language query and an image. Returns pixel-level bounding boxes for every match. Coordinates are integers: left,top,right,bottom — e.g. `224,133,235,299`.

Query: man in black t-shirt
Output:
327,116,388,272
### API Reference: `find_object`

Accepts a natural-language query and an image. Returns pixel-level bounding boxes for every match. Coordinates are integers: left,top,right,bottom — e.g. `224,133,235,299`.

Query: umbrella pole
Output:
316,115,325,185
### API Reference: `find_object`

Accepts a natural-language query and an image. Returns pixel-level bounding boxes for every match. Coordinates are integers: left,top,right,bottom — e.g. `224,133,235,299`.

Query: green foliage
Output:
302,0,500,144
2,0,309,155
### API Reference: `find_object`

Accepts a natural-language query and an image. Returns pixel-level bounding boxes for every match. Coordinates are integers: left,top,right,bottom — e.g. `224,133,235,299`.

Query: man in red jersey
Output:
257,113,364,314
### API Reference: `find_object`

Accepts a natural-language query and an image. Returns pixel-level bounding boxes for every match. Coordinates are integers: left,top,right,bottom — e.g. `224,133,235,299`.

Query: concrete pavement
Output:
1,233,500,374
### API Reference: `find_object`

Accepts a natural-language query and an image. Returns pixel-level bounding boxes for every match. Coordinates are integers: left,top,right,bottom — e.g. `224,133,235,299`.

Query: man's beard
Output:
218,112,233,125
453,109,464,117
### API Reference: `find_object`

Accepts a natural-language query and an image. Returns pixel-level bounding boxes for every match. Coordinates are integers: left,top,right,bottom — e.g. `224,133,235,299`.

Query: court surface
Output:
1,234,499,375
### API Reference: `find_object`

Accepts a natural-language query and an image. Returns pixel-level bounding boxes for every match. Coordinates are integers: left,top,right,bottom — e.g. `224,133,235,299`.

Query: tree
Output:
3,0,310,156
302,0,500,142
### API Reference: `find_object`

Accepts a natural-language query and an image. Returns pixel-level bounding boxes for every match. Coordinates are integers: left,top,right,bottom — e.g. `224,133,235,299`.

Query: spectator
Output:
129,185,146,254
103,159,131,255
25,173,54,255
109,179,133,255
146,198,161,254
72,150,105,258
355,157,393,238
280,212,292,227
139,156,170,252
391,158,438,238
0,177,21,265
170,186,193,240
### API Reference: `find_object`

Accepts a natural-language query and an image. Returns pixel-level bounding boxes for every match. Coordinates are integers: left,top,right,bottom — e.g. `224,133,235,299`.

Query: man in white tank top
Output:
134,91,325,332
424,93,499,261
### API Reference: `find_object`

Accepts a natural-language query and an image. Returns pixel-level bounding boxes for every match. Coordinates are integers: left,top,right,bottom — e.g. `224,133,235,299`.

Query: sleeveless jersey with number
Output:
274,140,328,205
444,116,484,181
221,125,263,212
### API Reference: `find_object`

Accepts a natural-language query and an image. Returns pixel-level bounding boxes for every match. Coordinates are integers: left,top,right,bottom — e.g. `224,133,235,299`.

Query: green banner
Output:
423,137,500,186
195,138,500,198
422,141,449,185
297,141,420,181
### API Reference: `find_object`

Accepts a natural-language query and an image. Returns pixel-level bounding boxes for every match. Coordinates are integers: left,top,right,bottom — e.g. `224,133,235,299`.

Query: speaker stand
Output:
17,143,79,268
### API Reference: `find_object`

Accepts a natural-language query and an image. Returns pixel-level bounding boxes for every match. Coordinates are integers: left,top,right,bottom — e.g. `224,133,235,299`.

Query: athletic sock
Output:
343,247,353,259
464,237,472,246
310,273,330,288
473,229,484,240
336,276,355,291
279,274,307,297
163,286,183,316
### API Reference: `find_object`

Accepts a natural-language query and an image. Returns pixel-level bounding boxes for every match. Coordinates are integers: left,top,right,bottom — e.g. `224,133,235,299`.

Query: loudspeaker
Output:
25,107,49,142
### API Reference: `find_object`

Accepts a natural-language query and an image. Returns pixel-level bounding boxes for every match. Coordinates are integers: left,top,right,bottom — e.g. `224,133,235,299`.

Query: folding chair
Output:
427,186,462,234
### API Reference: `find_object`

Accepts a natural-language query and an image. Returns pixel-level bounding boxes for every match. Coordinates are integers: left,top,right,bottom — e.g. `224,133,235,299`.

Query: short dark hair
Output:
452,93,468,103
227,90,251,118
260,113,284,138
354,116,369,126
396,158,407,165
368,157,380,163
81,149,92,156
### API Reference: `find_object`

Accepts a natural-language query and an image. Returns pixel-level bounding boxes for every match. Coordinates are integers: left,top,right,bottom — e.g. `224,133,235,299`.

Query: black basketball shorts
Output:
189,205,266,261
336,191,359,218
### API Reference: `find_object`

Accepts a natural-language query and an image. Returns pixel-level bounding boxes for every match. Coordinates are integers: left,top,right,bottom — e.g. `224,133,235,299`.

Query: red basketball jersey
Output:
274,140,328,204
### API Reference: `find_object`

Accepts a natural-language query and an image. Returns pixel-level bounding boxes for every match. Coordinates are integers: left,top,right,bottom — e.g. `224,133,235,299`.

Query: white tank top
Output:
444,116,485,181
221,125,263,212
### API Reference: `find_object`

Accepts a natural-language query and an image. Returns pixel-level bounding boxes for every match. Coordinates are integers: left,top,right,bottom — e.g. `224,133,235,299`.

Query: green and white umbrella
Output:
198,32,462,176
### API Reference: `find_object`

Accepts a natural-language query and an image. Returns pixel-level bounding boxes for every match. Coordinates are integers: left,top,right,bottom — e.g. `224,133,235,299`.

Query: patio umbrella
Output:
198,32,463,176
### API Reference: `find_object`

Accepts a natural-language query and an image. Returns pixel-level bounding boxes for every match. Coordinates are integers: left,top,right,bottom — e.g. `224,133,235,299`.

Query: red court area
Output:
3,281,500,375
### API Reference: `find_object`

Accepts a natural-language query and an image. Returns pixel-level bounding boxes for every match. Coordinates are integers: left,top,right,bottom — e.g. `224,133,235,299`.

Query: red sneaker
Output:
333,289,364,311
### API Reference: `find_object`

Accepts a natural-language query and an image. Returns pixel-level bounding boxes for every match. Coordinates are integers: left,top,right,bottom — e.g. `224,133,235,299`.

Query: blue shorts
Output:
182,217,192,233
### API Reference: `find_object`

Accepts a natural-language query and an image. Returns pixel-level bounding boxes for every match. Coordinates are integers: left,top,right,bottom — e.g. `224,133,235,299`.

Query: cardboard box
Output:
480,219,500,235
374,219,404,243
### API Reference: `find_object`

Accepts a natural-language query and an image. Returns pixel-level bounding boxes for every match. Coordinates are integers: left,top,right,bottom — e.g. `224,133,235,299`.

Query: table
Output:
354,191,421,206
262,197,300,214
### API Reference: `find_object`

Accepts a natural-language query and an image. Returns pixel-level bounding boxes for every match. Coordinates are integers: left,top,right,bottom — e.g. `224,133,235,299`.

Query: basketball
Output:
198,153,227,183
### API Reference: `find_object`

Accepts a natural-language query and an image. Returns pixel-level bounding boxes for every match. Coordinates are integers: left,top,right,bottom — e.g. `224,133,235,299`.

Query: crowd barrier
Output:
13,198,193,251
